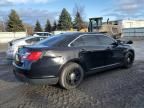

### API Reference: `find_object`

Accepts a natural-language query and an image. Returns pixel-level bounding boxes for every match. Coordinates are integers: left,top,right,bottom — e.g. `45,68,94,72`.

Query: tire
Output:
123,52,134,68
59,62,84,90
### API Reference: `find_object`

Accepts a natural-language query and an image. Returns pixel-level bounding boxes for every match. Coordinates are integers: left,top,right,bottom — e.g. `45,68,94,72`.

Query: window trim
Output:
68,34,116,47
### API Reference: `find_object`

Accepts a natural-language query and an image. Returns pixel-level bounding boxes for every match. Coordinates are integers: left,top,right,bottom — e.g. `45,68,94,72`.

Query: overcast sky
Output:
0,0,144,25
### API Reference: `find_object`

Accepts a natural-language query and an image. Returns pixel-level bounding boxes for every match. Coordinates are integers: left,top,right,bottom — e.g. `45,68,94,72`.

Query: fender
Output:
58,58,88,77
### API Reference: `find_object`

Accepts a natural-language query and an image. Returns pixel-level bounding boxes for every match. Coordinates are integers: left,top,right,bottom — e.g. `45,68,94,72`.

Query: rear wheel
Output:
59,63,84,90
123,52,134,68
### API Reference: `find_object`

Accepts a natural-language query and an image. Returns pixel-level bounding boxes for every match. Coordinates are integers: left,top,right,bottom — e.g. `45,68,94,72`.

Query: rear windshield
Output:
12,36,32,42
12,37,26,42
35,34,66,46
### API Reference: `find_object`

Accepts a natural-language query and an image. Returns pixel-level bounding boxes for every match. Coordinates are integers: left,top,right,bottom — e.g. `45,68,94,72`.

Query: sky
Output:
0,0,144,26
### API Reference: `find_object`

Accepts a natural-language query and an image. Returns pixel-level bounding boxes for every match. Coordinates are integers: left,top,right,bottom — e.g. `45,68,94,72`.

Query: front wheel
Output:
59,63,84,90
123,52,134,68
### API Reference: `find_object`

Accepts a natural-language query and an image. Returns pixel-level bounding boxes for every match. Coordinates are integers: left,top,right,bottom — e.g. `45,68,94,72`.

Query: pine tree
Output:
73,11,85,31
7,9,25,32
52,20,57,31
45,19,51,32
58,8,72,30
34,20,43,32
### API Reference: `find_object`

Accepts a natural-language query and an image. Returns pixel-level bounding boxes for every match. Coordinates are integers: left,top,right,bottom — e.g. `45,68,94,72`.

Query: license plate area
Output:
15,54,23,66
15,54,20,62
15,47,29,66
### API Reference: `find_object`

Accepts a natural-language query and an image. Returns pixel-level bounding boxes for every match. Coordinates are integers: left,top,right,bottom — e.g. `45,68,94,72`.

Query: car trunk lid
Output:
15,45,50,66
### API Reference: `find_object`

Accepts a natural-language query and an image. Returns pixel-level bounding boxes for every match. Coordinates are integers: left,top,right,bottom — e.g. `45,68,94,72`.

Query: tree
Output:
52,20,57,31
7,9,25,32
73,11,85,31
58,8,72,30
73,4,86,31
0,22,3,32
34,20,43,32
24,23,33,35
45,19,51,32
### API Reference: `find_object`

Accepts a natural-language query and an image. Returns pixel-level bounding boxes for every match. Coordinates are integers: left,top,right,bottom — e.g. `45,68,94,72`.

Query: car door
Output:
98,35,124,65
70,34,108,71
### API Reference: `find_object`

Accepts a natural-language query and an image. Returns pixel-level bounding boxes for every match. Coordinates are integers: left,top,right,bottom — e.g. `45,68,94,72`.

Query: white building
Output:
120,20,144,39
122,20,144,28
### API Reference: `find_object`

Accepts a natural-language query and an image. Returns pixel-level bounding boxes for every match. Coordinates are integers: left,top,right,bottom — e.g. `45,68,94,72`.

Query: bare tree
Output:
73,4,86,20
0,22,3,32
24,23,33,35
73,4,87,31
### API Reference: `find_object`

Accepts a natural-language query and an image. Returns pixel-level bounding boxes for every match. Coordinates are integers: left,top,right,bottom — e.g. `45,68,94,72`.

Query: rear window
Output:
36,34,66,46
25,37,47,44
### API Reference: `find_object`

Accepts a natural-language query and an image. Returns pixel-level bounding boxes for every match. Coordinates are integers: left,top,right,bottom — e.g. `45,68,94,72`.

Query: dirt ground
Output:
0,41,144,108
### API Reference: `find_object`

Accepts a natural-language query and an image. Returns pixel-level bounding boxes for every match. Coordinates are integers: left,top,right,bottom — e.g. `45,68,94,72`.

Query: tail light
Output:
24,51,42,61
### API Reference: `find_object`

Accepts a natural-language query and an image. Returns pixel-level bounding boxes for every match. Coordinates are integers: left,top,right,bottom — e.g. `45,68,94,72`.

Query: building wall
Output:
122,27,144,36
121,20,144,40
122,20,144,28
0,32,26,43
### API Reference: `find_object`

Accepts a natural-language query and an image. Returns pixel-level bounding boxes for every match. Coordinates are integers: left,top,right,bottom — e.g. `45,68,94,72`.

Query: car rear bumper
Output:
6,52,13,59
6,50,15,60
13,66,59,85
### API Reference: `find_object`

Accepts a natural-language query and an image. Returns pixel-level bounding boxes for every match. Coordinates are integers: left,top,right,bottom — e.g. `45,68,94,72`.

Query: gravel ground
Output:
0,41,144,108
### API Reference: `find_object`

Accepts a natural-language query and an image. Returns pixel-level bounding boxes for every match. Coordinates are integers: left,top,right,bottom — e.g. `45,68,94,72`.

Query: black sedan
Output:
13,32,135,89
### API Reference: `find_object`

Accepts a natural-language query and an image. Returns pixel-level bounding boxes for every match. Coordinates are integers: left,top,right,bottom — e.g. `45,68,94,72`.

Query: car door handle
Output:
80,49,92,53
80,49,87,52
106,47,112,50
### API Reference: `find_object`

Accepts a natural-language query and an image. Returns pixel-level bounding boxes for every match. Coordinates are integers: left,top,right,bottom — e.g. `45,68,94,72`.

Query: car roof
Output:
34,32,50,33
64,32,103,35
32,32,107,47
62,32,104,37
80,32,103,35
46,32,105,41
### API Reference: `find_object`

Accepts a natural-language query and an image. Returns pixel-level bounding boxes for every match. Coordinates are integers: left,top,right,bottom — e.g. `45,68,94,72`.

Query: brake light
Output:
27,51,42,61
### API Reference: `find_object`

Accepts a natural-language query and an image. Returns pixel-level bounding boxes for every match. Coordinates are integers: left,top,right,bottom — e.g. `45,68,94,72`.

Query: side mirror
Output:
116,40,122,43
126,40,133,44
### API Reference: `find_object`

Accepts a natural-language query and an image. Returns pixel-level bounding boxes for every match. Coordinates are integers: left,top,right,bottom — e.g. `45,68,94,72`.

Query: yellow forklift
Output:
88,17,121,39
